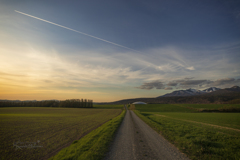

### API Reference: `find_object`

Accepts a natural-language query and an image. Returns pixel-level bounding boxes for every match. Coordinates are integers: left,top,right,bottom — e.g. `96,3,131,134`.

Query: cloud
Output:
171,78,240,89
164,87,173,90
164,79,210,89
186,66,195,70
0,72,27,77
1,14,240,101
167,82,178,86
155,63,180,72
136,80,164,90
179,80,207,85
184,77,194,80
43,80,53,83
210,78,239,86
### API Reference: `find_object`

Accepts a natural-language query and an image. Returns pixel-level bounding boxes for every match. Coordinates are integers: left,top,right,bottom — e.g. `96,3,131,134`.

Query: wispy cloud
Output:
186,66,195,70
1,39,239,92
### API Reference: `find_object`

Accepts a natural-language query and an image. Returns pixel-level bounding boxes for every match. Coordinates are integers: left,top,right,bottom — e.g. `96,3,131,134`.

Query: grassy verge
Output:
49,110,126,160
134,110,240,160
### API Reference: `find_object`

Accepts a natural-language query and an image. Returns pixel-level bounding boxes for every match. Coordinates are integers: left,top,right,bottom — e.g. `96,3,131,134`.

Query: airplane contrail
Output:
15,10,141,53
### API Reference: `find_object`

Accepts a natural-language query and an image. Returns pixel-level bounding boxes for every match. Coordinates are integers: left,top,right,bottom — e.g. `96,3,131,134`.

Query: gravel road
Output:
104,107,190,160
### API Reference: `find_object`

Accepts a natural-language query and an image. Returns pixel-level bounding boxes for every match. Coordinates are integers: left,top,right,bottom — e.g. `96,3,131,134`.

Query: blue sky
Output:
0,0,240,102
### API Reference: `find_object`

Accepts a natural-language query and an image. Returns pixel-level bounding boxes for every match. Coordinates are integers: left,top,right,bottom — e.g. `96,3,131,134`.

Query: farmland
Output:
0,107,122,160
134,104,240,160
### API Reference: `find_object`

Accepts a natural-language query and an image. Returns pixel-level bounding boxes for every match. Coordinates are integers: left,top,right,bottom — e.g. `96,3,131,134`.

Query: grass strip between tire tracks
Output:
49,110,126,160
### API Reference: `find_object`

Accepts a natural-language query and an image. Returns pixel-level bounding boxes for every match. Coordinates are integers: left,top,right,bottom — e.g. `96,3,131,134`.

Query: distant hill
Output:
103,86,240,104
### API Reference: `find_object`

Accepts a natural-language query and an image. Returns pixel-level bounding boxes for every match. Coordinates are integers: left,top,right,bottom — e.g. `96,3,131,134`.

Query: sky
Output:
0,0,240,102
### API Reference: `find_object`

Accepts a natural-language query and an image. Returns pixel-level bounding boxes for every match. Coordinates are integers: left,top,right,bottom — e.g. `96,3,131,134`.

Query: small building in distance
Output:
132,101,147,104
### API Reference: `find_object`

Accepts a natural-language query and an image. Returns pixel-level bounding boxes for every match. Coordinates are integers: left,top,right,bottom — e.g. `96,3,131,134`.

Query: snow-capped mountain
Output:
157,87,220,98
202,87,220,92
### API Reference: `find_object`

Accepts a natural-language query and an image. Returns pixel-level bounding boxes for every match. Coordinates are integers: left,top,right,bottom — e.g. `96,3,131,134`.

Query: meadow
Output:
134,104,240,160
0,107,122,160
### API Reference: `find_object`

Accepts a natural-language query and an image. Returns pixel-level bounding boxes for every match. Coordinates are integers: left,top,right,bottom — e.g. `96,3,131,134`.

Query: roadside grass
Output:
134,110,240,160
0,107,122,160
49,110,126,160
93,104,124,109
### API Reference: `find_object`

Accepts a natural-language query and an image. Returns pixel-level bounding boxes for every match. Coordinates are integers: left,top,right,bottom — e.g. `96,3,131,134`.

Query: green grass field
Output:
134,104,240,160
175,104,240,110
0,107,122,160
135,104,194,112
135,104,240,112
151,112,240,130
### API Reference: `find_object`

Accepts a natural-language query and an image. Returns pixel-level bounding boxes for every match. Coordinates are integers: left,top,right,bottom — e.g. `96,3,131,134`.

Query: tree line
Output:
0,99,93,108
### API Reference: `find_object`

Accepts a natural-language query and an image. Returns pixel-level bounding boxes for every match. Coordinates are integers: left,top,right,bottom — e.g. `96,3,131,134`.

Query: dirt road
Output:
104,107,189,160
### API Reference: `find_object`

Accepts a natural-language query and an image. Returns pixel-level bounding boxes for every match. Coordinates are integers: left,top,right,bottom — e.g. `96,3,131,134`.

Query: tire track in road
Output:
104,107,189,160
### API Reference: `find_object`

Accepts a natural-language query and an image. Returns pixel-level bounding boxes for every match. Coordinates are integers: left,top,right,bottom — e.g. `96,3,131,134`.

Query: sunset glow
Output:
1,1,240,102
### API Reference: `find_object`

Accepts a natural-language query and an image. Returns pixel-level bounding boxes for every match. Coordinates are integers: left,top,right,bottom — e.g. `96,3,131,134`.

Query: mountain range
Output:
103,86,240,104
157,87,221,97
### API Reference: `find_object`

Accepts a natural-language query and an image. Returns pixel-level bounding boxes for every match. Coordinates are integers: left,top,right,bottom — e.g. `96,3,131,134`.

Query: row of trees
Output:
58,99,93,108
0,99,93,108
